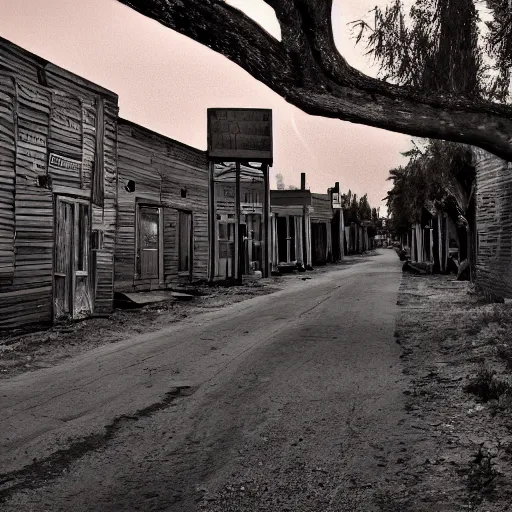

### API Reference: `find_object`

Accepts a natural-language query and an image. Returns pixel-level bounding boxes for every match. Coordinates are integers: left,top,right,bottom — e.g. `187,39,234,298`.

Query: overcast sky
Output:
0,0,413,213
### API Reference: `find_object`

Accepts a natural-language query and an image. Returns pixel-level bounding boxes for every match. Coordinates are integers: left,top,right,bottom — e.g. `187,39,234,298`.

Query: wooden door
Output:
312,222,327,265
246,214,262,272
138,206,160,279
277,216,287,263
288,216,296,261
54,197,91,320
54,199,74,320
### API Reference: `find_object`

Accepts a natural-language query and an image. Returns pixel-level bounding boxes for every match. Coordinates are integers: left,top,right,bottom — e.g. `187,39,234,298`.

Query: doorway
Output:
138,206,160,279
217,219,235,279
312,222,327,265
276,216,296,264
54,196,91,321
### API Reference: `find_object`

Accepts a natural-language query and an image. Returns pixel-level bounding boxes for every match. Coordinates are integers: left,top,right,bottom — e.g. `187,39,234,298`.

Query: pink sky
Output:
0,0,412,213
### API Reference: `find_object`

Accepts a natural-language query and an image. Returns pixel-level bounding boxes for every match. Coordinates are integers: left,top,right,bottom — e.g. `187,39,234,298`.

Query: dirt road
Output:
1,250,412,511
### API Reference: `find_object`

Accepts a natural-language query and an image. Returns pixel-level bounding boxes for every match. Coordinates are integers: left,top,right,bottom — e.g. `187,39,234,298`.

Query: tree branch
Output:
116,0,512,161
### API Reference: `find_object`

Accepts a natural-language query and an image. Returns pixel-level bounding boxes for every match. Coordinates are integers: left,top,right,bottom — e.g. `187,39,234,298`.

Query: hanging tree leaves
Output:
352,0,505,100
385,140,475,233
485,0,512,102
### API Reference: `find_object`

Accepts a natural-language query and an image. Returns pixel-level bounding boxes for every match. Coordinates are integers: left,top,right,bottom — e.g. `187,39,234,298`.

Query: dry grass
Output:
467,445,499,497
464,365,512,402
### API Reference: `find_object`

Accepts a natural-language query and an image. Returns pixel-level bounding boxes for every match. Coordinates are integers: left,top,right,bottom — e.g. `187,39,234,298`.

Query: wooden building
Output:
211,163,268,280
474,149,512,299
206,109,273,282
270,187,312,270
310,193,333,265
0,37,118,330
115,120,209,291
270,179,348,270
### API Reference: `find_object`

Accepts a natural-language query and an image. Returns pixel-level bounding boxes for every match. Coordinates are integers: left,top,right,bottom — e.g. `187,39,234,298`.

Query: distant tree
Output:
276,173,285,190
358,194,372,221
355,0,485,276
385,140,476,274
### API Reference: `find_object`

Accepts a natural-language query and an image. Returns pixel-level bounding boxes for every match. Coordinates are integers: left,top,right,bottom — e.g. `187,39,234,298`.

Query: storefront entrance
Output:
54,196,91,320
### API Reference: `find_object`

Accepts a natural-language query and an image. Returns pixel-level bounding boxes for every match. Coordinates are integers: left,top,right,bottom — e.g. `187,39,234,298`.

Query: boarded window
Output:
178,211,192,272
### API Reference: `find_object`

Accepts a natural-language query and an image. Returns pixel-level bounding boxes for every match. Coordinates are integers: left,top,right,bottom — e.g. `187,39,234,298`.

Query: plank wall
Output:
311,193,332,261
116,120,209,291
474,149,512,299
0,37,118,328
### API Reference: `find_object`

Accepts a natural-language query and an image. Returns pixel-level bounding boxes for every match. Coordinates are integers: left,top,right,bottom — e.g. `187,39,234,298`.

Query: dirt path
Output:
4,251,510,511
1,249,408,511
0,255,374,379
390,273,512,511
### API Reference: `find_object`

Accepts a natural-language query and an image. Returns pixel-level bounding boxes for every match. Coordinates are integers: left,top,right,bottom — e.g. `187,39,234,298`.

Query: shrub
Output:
464,366,512,402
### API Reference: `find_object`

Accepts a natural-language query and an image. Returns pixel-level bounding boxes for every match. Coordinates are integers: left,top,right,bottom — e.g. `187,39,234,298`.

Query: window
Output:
218,221,235,259
178,211,192,272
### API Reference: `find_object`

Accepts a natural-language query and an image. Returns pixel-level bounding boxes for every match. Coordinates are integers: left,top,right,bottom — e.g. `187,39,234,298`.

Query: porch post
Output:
301,173,308,267
234,161,241,283
208,162,216,281
263,163,270,278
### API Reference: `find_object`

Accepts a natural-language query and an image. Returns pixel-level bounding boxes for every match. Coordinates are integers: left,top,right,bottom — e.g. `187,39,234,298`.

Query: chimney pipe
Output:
301,172,306,190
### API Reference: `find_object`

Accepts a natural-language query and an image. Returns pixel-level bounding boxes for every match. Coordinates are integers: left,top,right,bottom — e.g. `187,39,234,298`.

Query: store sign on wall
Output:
332,192,342,209
49,153,82,172
207,108,273,163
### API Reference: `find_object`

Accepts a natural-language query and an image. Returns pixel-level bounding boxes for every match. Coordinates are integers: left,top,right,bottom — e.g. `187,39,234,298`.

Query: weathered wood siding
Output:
310,193,332,222
270,190,313,267
474,149,512,299
0,37,118,329
0,76,17,288
214,180,265,216
311,193,332,263
116,120,209,291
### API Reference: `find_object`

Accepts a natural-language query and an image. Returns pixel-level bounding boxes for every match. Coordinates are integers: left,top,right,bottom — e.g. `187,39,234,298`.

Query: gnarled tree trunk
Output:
116,0,512,161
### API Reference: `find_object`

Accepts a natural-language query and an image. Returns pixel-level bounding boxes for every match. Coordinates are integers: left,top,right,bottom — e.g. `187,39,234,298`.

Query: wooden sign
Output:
332,192,342,209
207,108,273,163
49,153,82,172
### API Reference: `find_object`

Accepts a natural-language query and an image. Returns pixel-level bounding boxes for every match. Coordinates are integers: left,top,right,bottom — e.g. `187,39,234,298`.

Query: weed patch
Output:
495,344,512,371
464,366,512,402
467,445,498,498
480,306,512,328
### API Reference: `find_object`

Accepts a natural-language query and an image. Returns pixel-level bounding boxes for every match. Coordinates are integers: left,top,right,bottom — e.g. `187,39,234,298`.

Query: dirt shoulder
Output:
392,272,512,510
0,253,377,380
